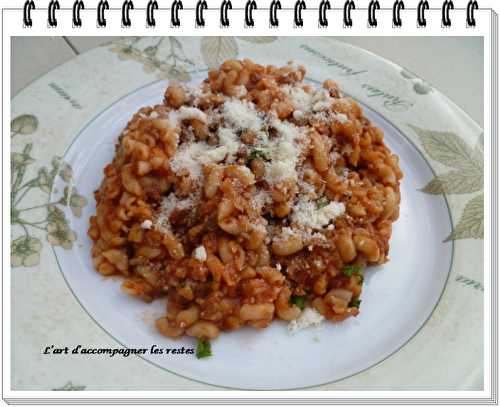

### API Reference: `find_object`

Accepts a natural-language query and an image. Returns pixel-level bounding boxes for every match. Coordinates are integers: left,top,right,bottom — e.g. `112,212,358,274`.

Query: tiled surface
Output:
65,36,122,53
12,37,76,96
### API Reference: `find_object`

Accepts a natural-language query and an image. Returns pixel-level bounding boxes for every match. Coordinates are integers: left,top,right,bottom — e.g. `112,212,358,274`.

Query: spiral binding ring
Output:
72,0,84,27
146,0,158,26
294,0,306,27
417,0,428,27
18,0,480,31
467,0,478,27
121,0,133,26
220,0,231,27
442,0,453,26
196,0,207,26
318,0,330,27
368,0,379,27
48,0,60,27
97,0,108,26
245,0,257,27
392,0,404,27
269,0,281,27
343,0,355,27
23,0,35,27
171,0,183,27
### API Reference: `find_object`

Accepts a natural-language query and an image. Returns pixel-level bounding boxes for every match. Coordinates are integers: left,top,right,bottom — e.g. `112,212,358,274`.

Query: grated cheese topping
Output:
141,220,153,229
287,308,325,336
262,119,309,185
290,85,349,126
183,82,208,101
194,246,207,261
170,128,239,182
293,110,304,120
290,199,346,230
149,62,356,260
222,99,262,132
178,106,207,123
274,226,301,243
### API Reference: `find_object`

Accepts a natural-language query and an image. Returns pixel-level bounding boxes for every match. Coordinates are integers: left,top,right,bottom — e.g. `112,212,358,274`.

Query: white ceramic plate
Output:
52,73,452,389
11,37,483,391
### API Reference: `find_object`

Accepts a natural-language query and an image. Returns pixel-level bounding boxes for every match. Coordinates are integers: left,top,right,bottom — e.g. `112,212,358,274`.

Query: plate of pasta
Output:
52,61,452,389
10,37,484,391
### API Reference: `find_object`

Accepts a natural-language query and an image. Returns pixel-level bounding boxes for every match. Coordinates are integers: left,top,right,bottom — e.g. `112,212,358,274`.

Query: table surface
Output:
12,36,484,128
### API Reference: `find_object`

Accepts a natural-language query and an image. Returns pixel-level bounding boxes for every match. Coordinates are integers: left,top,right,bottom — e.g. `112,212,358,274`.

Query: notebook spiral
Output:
21,0,482,29
393,0,403,27
97,0,108,26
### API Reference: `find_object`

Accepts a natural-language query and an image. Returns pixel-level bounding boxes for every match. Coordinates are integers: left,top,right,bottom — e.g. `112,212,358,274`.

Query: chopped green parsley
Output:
261,125,277,133
204,221,217,233
348,295,361,308
249,149,271,161
289,295,307,310
315,197,329,209
196,338,213,359
341,264,365,285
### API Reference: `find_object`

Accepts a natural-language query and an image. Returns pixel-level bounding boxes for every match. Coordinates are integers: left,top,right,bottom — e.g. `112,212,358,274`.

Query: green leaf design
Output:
53,381,85,391
400,71,433,95
201,36,238,70
11,148,85,265
237,36,278,43
400,69,417,79
11,236,42,267
444,195,484,242
52,157,74,183
46,220,77,250
170,36,182,50
11,152,35,172
156,64,191,86
410,125,484,241
411,125,483,194
59,186,88,218
11,114,38,135
143,46,157,57
47,204,69,224
471,132,484,169
11,144,35,209
409,125,480,172
413,82,432,95
419,169,483,195
33,167,56,194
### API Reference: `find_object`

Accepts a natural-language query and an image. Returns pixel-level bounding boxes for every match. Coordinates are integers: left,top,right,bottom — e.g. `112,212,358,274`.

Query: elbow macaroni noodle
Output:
88,60,403,341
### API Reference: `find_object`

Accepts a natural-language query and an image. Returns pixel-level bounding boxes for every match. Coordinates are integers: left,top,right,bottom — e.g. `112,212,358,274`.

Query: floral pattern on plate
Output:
11,115,87,267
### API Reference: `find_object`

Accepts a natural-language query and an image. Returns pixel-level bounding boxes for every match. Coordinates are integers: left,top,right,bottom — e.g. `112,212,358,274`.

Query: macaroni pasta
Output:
88,60,403,341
